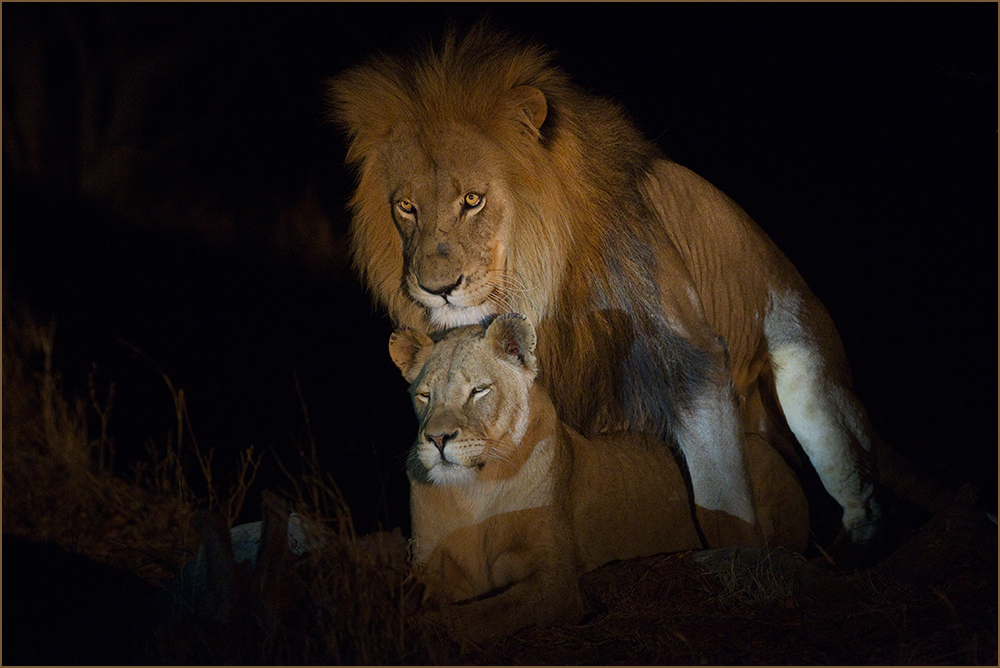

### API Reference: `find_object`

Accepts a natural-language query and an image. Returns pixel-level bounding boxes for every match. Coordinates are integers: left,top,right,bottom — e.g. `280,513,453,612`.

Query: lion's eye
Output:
463,192,483,209
470,385,491,399
397,199,416,215
415,391,430,403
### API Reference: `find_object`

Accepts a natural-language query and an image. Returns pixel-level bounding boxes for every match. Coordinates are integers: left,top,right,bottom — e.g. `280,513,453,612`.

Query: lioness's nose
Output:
427,430,460,454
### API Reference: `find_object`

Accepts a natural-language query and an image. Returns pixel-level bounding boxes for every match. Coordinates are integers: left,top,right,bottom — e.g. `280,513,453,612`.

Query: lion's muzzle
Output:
417,275,463,298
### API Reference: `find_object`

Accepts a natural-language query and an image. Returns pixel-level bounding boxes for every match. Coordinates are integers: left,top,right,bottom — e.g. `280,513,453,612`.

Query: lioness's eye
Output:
397,199,416,215
463,192,483,209
470,385,491,399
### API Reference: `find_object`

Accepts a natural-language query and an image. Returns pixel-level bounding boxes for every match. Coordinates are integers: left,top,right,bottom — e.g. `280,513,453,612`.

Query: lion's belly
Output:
569,434,702,573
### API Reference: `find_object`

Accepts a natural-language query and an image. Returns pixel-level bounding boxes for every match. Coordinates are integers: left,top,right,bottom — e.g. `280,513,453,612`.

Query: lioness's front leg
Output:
437,544,583,642
421,508,583,642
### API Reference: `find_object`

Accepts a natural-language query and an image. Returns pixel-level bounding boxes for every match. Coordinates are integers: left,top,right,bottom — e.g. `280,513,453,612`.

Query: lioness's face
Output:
381,122,514,330
390,317,538,486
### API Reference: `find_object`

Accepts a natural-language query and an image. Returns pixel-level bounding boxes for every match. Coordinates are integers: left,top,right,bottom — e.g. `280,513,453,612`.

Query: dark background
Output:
4,3,996,535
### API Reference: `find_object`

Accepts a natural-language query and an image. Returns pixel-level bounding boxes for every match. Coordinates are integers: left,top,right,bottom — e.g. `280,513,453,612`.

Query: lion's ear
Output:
509,85,548,138
389,328,434,383
486,314,538,373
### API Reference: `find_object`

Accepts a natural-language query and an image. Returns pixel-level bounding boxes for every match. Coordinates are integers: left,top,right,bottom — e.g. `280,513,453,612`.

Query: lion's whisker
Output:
485,270,539,296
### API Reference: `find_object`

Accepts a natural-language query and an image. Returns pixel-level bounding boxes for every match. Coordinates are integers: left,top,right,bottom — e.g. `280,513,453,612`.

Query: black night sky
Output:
4,3,996,535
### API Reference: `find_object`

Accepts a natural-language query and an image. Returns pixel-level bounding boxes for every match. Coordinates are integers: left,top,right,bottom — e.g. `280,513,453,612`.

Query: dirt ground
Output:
478,484,997,665
4,482,995,665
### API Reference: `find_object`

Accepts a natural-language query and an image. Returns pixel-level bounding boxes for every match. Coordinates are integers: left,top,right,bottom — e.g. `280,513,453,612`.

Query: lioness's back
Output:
569,428,809,569
568,431,700,572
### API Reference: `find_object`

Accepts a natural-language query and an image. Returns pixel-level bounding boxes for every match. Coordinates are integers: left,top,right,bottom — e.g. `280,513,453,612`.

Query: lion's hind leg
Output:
769,342,883,544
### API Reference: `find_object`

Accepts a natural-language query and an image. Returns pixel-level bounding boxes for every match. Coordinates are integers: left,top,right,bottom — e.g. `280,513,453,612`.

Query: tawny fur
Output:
390,315,809,641
330,24,889,544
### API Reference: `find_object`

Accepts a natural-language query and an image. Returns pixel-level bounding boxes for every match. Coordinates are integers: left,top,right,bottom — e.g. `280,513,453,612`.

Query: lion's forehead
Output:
381,123,509,193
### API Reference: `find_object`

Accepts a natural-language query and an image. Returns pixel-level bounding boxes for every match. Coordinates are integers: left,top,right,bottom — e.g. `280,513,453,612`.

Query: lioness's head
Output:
329,27,571,331
389,314,538,485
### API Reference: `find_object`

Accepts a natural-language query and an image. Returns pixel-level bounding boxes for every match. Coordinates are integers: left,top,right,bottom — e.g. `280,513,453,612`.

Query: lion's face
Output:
389,315,538,485
380,122,518,330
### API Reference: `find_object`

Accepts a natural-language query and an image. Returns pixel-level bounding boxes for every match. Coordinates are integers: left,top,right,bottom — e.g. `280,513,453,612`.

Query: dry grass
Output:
150,498,455,664
3,310,199,581
696,547,799,608
148,396,458,665
2,306,456,663
3,308,263,582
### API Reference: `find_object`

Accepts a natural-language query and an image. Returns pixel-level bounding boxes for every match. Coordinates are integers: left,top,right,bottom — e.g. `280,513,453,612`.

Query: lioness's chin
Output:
427,463,479,486
427,302,497,329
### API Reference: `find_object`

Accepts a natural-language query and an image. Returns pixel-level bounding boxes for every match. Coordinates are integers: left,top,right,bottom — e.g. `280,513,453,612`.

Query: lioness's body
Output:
392,317,808,640
332,26,886,544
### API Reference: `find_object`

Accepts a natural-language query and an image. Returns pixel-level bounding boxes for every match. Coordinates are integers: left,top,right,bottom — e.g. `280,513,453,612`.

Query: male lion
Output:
390,314,809,641
329,25,886,545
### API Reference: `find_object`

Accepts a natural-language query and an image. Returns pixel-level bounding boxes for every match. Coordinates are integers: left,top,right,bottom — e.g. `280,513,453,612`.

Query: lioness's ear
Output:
486,314,537,372
509,85,547,138
389,328,434,383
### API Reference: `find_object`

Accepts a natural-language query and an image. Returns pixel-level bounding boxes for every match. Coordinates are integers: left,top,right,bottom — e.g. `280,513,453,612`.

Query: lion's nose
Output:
427,430,460,455
419,275,463,297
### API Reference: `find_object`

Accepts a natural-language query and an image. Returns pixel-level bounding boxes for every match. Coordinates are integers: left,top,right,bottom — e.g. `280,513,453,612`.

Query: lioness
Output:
390,314,809,641
331,25,893,545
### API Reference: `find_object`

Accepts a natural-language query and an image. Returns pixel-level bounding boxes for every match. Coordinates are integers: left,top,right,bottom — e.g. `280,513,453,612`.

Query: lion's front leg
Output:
676,365,762,548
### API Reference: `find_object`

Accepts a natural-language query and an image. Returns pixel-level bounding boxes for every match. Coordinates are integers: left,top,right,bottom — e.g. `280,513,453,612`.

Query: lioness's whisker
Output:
486,292,513,312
